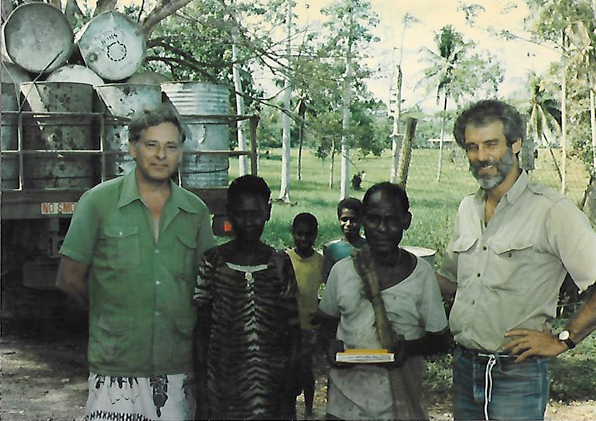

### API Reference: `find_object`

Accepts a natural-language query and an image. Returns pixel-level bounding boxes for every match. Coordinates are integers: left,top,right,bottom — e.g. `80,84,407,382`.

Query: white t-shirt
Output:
319,255,448,420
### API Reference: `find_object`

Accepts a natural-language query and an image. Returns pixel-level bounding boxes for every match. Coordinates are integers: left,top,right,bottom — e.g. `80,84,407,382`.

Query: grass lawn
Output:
229,146,588,262
228,146,594,403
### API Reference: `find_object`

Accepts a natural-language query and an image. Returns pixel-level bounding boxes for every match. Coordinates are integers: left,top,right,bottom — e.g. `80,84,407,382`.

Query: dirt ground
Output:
2,278,596,421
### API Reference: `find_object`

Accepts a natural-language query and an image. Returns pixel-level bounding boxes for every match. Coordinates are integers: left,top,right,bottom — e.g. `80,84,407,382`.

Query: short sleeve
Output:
194,248,218,308
272,250,300,327
546,198,596,292
319,262,341,317
437,212,461,283
59,189,100,265
417,260,449,334
195,206,216,259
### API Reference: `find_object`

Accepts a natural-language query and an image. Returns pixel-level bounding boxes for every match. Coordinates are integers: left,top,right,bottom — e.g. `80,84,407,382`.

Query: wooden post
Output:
396,117,417,188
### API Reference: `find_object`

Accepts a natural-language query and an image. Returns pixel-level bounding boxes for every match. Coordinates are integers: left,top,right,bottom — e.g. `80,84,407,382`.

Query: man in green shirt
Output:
57,105,216,421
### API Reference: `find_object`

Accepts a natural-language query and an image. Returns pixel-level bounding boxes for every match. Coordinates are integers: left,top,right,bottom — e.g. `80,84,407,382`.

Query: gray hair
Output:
128,104,186,144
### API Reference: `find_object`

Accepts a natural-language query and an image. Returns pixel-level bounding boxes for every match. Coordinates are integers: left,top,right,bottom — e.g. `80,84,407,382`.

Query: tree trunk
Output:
277,0,292,202
561,50,567,194
522,128,536,172
297,98,306,180
435,95,447,182
390,65,403,183
583,175,596,223
339,2,354,201
396,118,418,188
590,89,596,170
141,0,193,37
231,23,248,176
329,141,335,189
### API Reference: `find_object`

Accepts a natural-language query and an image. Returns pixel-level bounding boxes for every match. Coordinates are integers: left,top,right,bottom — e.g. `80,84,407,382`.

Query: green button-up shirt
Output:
60,169,216,377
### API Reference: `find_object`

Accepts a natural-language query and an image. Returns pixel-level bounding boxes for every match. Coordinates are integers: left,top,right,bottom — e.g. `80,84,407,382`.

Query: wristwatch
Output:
558,330,576,349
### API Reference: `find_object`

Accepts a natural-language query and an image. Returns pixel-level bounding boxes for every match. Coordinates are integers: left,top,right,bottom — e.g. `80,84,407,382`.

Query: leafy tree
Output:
418,25,503,182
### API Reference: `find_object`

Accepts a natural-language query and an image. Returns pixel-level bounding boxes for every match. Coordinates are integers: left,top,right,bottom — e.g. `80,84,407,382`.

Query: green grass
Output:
230,146,588,261
230,146,593,404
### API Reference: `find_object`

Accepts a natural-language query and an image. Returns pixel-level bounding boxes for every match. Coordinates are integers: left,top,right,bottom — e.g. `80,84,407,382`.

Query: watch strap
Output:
563,337,576,349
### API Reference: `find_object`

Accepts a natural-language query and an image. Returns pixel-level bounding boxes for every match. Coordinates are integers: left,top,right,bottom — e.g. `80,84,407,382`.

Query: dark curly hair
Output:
227,175,271,208
453,99,525,149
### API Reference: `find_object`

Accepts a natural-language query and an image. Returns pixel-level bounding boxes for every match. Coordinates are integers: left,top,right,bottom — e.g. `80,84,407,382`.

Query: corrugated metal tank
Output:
161,81,230,188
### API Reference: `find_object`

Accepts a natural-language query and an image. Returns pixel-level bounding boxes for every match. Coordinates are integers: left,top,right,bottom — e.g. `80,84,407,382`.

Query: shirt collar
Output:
473,169,529,206
117,168,199,214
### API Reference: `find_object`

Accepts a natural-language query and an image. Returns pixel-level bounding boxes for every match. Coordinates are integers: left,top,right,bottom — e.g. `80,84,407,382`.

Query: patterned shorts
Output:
85,372,195,421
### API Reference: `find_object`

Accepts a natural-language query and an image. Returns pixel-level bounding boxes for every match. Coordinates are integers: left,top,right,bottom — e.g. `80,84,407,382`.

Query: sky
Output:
78,0,562,114
271,0,562,113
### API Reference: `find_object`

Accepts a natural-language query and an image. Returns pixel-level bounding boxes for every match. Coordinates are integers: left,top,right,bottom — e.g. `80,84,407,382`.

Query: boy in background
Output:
286,213,325,419
322,198,367,280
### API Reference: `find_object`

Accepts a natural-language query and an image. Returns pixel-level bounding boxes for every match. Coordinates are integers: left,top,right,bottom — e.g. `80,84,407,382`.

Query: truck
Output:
1,81,259,290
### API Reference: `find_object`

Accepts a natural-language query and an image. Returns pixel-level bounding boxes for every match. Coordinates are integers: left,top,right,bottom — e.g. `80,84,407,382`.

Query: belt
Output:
458,345,515,359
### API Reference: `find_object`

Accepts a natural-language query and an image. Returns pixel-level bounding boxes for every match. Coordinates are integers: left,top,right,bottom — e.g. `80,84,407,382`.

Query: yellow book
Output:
336,349,395,363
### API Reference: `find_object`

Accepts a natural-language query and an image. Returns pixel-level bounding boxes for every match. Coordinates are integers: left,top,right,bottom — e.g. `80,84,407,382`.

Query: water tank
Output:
95,84,162,179
161,81,230,188
20,82,95,189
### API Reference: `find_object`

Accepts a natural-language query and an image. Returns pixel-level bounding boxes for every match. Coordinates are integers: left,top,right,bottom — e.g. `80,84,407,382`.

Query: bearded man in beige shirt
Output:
436,99,596,420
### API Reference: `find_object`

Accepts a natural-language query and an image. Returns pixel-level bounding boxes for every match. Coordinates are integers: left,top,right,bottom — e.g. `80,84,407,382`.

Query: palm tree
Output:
418,25,468,182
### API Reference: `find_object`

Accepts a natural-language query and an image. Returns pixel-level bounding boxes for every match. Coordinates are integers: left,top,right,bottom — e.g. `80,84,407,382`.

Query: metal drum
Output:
47,65,104,87
95,84,162,179
76,11,146,81
20,82,95,189
403,245,437,266
126,71,171,85
1,59,31,85
161,81,230,188
2,3,73,74
1,82,19,189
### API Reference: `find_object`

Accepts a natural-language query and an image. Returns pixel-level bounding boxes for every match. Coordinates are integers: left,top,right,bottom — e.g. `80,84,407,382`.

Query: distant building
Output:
427,135,454,146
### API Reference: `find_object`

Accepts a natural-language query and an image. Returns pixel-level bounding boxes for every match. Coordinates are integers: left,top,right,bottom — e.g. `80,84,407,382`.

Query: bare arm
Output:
504,286,596,362
435,272,457,297
56,256,90,308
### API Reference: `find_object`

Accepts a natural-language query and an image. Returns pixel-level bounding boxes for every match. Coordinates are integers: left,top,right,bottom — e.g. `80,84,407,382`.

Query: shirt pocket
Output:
486,240,533,292
90,315,133,365
169,317,194,362
104,226,140,269
164,233,197,280
452,236,478,287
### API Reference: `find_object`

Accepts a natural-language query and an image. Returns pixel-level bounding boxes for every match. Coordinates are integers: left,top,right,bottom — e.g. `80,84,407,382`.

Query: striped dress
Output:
194,246,300,420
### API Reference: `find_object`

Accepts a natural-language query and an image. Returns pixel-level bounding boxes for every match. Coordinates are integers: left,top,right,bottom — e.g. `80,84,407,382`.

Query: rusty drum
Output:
95,84,162,179
20,82,95,189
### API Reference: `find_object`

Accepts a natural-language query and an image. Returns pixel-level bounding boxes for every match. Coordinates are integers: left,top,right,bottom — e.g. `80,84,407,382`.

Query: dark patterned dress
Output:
194,246,300,420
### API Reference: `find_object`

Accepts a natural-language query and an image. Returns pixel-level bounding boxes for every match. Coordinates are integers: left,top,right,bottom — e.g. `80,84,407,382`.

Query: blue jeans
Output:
452,347,549,420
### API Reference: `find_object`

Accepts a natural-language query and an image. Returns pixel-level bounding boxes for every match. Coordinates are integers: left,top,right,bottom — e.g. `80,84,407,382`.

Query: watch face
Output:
559,330,570,341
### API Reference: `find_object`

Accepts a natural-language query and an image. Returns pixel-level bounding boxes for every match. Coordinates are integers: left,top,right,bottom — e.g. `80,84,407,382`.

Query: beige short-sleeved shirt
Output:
439,171,596,352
